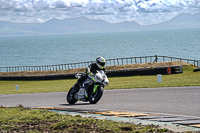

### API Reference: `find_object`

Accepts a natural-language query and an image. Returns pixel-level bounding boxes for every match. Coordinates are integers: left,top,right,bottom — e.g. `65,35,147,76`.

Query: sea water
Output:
0,28,200,67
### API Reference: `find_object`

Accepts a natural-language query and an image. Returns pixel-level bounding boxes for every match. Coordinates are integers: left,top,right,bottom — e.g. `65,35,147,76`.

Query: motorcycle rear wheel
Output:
88,86,103,104
67,88,78,104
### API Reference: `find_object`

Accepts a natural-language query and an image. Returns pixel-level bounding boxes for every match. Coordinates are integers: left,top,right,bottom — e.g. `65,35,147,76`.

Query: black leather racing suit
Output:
77,63,106,84
71,63,106,93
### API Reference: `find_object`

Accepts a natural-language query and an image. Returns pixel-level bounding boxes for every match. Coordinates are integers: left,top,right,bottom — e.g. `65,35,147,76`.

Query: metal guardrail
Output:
0,55,199,72
106,55,199,68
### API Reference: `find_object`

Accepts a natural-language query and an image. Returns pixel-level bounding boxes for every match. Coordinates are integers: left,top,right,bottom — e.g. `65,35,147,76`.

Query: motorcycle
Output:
67,70,109,104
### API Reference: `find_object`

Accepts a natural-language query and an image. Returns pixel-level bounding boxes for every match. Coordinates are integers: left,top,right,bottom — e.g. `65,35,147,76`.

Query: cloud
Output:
0,0,199,25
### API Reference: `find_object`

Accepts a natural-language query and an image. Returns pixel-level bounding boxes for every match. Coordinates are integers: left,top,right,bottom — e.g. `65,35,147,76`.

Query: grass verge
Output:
0,61,191,76
0,65,199,94
0,107,169,132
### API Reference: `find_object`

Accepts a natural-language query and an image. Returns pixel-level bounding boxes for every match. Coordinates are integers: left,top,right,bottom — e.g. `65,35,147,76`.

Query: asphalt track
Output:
1,86,200,117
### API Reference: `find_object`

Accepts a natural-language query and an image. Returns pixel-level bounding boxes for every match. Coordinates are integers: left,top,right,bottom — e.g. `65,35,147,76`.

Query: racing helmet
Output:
96,56,106,69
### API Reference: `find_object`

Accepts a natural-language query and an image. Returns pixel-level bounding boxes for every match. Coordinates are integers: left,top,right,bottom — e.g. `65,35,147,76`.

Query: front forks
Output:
93,84,99,93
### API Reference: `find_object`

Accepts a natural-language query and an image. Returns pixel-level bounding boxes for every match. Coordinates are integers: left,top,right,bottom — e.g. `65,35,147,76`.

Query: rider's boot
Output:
71,76,85,94
71,82,79,94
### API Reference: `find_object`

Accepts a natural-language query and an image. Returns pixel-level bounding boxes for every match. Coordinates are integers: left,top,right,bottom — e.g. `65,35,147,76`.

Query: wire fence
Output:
0,55,199,72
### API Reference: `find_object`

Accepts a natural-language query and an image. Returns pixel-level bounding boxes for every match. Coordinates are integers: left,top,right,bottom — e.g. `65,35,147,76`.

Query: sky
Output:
0,0,200,25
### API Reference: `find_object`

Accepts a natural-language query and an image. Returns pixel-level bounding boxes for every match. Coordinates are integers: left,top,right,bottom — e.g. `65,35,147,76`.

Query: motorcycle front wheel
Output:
88,86,103,104
66,88,78,104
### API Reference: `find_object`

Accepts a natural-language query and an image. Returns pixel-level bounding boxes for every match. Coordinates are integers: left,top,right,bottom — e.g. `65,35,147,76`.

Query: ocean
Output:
0,28,200,67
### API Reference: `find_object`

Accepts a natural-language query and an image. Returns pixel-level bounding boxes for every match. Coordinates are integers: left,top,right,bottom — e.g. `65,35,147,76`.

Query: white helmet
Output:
96,56,106,69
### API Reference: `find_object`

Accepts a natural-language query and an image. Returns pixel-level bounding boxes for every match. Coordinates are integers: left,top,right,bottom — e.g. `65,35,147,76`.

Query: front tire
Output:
67,88,78,104
88,86,103,104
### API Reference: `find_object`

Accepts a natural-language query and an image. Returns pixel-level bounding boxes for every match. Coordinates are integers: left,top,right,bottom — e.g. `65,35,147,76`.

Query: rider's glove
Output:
87,71,94,76
86,67,94,76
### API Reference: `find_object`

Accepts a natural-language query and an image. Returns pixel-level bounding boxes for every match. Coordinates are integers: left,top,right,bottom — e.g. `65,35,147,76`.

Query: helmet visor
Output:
97,60,105,67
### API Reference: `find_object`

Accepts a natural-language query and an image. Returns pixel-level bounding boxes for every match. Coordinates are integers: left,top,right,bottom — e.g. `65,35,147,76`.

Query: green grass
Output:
108,65,200,89
0,65,199,94
0,79,75,94
0,107,169,132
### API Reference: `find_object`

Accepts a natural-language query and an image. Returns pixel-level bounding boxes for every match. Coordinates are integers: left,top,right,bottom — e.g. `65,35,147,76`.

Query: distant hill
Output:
0,13,199,36
143,12,200,30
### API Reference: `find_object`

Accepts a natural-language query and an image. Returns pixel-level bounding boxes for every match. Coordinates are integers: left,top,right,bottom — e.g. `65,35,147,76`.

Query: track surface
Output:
1,86,200,117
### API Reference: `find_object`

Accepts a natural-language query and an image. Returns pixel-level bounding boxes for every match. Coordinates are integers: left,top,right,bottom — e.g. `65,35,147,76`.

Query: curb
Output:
20,106,200,132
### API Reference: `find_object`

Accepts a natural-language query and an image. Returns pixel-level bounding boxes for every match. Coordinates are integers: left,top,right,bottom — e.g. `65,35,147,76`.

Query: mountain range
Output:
0,12,199,36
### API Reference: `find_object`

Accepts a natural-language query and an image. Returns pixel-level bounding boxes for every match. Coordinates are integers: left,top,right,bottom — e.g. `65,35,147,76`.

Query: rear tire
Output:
66,88,78,104
88,86,103,104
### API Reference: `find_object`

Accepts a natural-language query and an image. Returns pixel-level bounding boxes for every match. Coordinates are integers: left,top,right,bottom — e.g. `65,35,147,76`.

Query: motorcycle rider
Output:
71,56,106,93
